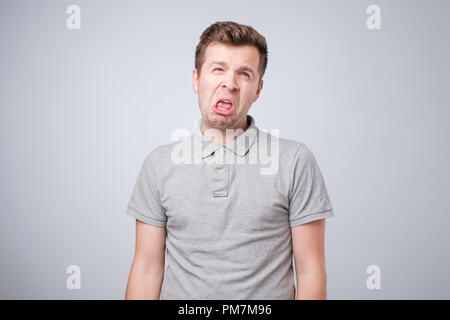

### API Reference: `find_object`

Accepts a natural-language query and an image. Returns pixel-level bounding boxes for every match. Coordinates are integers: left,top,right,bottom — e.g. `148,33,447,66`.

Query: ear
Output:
254,79,264,101
192,68,199,93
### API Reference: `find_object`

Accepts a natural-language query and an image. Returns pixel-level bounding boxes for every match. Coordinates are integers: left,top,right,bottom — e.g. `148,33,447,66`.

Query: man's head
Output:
192,21,268,133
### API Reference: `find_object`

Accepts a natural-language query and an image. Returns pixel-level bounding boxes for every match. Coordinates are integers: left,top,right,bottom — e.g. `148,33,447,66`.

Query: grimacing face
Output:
192,41,264,132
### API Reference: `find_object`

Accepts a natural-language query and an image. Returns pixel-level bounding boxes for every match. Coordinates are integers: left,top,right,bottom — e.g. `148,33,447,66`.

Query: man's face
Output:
192,41,264,131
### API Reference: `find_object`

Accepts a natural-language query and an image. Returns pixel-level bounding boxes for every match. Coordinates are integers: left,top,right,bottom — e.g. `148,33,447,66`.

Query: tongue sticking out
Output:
217,101,232,109
213,101,234,115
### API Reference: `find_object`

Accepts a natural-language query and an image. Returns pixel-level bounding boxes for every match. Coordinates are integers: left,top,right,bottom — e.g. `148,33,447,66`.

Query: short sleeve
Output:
126,151,167,227
288,143,334,227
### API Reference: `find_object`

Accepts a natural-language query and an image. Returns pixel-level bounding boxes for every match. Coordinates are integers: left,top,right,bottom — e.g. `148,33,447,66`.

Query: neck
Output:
201,116,249,147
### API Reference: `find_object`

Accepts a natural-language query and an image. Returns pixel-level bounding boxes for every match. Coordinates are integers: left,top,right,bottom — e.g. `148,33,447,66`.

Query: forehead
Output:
203,42,260,69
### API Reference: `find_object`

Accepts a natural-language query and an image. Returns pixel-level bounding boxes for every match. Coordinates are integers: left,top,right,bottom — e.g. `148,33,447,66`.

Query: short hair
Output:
195,21,268,82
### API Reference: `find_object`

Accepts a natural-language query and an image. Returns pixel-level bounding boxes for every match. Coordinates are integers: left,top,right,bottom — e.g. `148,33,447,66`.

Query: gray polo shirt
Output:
126,115,334,299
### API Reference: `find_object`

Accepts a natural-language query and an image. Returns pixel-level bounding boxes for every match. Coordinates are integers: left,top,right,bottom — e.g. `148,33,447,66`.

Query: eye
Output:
241,72,250,78
213,67,223,72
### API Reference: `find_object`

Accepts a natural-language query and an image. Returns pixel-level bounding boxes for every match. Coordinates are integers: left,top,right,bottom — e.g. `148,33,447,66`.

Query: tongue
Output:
217,101,232,109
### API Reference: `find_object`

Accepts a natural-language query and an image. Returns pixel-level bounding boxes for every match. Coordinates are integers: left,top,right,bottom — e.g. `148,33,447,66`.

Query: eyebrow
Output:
208,61,256,76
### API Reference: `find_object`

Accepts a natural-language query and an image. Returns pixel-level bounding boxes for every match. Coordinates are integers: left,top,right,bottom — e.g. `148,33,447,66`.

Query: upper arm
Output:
126,150,168,228
288,144,334,228
291,218,326,275
133,219,166,270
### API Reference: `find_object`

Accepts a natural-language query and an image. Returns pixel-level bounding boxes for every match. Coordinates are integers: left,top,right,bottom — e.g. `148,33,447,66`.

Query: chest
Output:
158,163,290,237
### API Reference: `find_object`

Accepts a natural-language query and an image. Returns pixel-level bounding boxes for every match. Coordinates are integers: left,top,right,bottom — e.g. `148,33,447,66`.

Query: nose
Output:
222,73,239,91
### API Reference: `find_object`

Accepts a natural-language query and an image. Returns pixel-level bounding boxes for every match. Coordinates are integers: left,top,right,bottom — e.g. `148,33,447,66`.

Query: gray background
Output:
1,0,449,299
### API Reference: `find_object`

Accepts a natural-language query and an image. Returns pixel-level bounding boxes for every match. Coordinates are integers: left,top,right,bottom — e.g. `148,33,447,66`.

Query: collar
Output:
193,114,259,159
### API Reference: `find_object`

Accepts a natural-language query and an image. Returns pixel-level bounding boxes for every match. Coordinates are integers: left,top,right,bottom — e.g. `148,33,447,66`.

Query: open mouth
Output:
213,98,235,115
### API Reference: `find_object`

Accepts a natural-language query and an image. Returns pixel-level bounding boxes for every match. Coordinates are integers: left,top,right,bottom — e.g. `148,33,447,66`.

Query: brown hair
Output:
195,21,268,82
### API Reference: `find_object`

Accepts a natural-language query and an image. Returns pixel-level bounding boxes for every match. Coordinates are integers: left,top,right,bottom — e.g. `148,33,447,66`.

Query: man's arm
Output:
291,218,328,300
125,219,166,299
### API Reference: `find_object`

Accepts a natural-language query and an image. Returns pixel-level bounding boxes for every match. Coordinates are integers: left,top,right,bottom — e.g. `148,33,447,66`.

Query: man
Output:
125,21,334,300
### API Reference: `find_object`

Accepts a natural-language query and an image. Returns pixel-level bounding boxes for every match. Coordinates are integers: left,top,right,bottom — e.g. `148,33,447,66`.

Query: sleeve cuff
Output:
126,207,167,227
289,209,334,228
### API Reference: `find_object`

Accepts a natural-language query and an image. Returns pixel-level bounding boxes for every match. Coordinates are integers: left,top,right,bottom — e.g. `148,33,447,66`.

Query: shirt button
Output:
215,167,223,174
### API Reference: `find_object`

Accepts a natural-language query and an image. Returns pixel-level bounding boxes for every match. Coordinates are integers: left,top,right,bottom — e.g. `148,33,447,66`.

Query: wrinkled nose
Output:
222,74,239,90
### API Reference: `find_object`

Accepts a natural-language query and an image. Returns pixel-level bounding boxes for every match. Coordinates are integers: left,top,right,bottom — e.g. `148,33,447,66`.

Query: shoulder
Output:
257,129,308,159
258,130,323,171
142,135,194,168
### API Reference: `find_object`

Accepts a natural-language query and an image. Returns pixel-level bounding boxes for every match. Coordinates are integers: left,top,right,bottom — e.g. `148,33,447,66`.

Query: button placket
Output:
212,163,229,197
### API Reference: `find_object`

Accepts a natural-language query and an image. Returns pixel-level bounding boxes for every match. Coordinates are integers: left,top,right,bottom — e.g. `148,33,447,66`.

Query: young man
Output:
125,21,334,300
